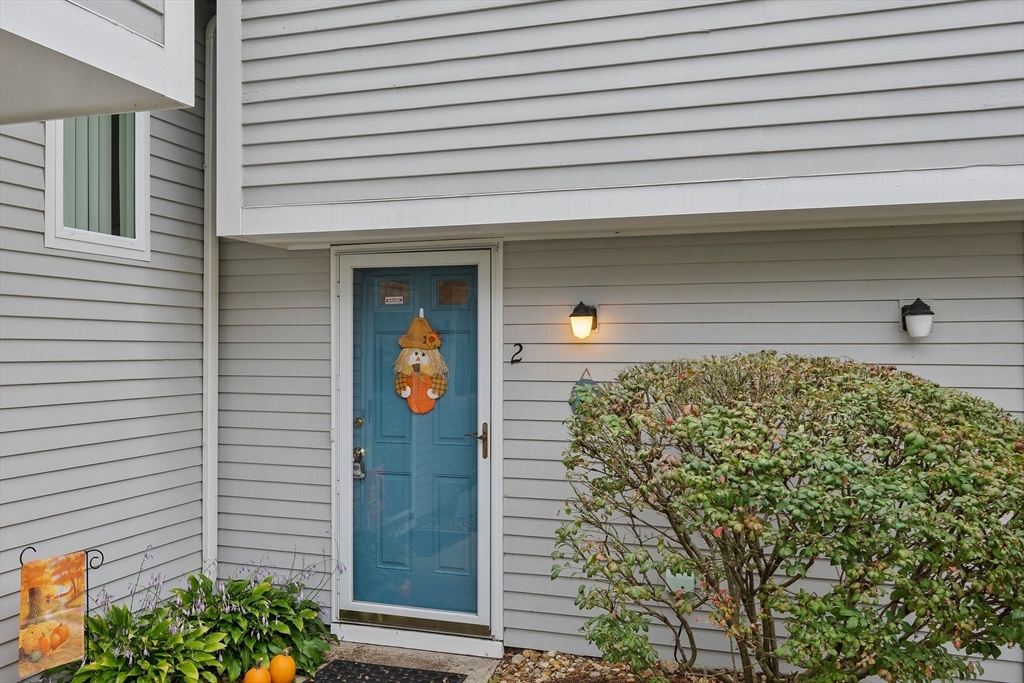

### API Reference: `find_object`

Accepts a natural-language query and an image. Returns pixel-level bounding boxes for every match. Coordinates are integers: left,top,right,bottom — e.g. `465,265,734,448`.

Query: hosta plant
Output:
172,571,334,681
71,604,225,683
45,547,339,683
554,351,1024,683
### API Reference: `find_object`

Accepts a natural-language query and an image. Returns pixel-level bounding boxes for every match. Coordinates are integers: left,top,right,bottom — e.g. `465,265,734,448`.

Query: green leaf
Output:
226,658,241,682
177,661,199,682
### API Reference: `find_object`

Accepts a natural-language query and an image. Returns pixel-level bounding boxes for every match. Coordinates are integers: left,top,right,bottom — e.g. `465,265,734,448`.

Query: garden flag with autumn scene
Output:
18,551,86,679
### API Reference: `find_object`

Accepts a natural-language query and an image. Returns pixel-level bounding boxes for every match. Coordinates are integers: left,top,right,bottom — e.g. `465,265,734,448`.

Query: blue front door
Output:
352,266,479,614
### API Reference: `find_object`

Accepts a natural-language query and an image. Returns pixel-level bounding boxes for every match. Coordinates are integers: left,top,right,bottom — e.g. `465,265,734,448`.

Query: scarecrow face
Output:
396,347,444,377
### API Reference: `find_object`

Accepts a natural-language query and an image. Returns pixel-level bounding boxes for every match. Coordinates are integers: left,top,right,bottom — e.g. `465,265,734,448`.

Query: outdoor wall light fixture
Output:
901,298,934,339
570,302,598,339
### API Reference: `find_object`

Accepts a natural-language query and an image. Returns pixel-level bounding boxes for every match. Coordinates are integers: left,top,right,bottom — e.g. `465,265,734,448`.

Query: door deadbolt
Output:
353,417,364,428
352,447,366,480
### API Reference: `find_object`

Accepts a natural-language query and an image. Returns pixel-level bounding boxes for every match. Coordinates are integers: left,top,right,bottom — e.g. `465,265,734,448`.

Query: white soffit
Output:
0,0,193,124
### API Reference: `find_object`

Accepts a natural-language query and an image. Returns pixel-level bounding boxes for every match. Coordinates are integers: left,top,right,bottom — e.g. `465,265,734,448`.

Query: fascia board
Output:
234,166,1024,241
161,0,195,107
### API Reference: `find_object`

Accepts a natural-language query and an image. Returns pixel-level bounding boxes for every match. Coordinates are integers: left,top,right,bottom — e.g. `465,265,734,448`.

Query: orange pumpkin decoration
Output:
269,651,296,683
243,662,272,683
405,373,435,415
50,632,61,650
55,623,69,643
37,635,50,655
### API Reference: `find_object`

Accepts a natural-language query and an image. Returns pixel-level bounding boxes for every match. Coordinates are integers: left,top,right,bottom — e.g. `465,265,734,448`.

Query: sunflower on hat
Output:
394,311,448,414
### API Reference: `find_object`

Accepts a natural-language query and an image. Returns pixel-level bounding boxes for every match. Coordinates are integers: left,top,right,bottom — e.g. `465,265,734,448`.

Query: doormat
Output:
314,659,468,683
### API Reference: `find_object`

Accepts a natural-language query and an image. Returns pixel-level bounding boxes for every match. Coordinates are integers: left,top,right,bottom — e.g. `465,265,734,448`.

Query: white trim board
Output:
215,0,243,237
44,114,152,262
229,167,1024,249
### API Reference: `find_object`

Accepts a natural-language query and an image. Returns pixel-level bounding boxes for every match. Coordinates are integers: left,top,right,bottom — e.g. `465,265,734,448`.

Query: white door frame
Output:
330,243,503,656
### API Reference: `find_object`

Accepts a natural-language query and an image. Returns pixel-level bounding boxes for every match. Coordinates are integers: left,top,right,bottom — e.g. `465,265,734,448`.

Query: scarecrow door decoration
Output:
394,309,448,414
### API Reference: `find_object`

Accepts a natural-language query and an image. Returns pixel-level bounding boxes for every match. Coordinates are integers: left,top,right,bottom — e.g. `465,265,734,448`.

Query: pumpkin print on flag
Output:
394,309,448,414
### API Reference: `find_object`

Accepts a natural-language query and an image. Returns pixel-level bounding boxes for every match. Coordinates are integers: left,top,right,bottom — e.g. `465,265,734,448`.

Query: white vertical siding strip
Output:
218,0,243,235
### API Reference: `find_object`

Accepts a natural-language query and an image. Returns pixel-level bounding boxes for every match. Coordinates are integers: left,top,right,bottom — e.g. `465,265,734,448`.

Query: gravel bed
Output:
490,648,751,683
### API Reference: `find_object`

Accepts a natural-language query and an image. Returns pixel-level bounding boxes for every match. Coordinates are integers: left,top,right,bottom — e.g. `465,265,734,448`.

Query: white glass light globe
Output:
905,314,933,339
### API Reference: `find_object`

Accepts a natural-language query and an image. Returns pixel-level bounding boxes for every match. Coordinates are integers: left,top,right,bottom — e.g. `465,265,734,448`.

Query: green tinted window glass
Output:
63,113,135,238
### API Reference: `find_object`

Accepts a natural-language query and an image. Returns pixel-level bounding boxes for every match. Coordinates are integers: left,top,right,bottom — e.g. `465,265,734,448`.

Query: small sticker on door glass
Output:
377,279,410,307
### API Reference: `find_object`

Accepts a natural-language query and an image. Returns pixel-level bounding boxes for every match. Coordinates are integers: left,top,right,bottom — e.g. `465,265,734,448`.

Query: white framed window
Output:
44,112,150,261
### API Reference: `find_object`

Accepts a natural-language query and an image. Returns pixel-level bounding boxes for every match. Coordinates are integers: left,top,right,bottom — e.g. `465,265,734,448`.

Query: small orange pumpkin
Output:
55,623,70,643
37,635,50,655
269,650,296,683
50,632,61,650
243,662,272,683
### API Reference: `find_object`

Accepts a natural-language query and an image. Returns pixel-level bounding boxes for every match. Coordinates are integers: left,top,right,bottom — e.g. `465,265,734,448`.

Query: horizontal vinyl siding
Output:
75,0,166,44
0,5,210,678
238,0,1024,207
216,241,333,587
502,222,1024,679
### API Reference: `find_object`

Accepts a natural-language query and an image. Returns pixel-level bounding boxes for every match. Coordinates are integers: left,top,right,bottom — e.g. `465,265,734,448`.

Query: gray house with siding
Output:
1,0,212,677
1,0,1023,680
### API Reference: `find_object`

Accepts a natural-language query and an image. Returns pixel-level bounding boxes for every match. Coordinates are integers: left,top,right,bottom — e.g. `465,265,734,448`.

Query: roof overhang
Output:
221,166,1024,250
0,0,194,124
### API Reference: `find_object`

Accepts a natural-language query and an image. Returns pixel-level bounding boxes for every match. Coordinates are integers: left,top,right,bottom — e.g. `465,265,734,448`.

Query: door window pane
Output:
376,279,410,307
436,278,470,307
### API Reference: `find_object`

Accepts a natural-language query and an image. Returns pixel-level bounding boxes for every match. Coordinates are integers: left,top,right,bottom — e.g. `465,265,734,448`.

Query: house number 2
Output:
510,343,523,364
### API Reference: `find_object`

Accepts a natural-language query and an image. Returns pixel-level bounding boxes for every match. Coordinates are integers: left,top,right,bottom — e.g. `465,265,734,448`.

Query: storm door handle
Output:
465,422,488,460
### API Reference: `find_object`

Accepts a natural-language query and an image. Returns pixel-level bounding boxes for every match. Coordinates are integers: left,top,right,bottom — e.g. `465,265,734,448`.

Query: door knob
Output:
353,447,365,460
465,422,488,459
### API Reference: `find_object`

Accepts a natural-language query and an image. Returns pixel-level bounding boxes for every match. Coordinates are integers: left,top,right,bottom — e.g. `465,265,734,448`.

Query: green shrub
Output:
71,604,225,683
47,549,338,683
172,571,334,681
554,351,1024,683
